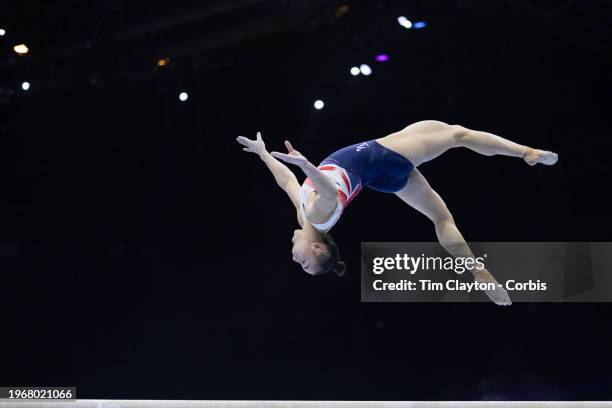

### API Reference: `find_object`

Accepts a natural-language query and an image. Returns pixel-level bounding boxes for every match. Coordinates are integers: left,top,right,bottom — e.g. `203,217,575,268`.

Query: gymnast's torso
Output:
300,139,415,231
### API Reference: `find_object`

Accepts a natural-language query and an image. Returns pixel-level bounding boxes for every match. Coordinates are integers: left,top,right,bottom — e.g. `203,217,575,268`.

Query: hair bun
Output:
333,260,347,277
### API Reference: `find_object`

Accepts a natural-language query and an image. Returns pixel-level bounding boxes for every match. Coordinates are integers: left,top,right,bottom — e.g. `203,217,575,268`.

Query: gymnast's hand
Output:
236,131,266,156
271,141,308,168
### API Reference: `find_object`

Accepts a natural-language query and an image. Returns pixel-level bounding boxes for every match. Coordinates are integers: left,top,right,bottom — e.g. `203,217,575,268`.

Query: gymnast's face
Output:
291,229,320,275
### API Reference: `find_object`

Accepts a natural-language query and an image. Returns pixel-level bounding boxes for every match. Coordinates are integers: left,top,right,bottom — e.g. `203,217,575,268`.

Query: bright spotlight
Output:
375,54,389,62
350,66,360,76
13,43,29,55
179,92,188,102
359,64,372,76
413,21,427,29
157,57,169,67
0,28,6,36
397,16,412,29
314,100,324,110
21,81,30,91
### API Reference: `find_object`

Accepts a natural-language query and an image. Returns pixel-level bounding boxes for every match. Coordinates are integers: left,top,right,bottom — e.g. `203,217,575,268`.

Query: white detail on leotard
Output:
299,164,361,232
356,142,370,151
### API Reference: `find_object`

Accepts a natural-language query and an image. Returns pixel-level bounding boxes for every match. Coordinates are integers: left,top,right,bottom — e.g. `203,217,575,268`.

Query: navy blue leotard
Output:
300,139,414,231
320,140,414,193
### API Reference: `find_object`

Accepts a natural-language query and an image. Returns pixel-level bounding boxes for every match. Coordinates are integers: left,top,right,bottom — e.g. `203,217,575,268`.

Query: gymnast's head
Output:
291,229,347,276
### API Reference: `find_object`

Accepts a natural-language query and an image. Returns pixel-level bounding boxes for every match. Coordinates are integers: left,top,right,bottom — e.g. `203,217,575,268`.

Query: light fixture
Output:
397,16,412,29
375,54,389,62
359,64,372,76
14,43,29,55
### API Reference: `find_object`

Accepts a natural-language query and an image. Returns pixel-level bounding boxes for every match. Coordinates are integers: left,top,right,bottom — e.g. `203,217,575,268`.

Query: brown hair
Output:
315,233,347,277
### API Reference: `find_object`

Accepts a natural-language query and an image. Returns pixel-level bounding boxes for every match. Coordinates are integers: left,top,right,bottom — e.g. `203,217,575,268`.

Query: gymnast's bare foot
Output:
523,147,558,166
473,269,512,306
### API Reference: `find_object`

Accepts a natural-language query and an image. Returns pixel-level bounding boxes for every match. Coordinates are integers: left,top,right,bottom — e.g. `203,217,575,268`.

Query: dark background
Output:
2,0,612,401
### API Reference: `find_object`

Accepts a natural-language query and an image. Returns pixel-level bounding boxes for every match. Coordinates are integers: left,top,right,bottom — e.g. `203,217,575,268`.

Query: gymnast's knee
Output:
432,211,455,228
411,121,468,148
449,125,472,147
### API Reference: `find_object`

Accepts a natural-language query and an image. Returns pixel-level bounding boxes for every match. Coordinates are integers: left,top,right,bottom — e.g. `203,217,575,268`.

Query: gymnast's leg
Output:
395,168,511,306
376,120,558,167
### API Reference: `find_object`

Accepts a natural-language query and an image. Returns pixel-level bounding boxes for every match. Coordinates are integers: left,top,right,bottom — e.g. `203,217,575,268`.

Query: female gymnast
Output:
236,120,558,305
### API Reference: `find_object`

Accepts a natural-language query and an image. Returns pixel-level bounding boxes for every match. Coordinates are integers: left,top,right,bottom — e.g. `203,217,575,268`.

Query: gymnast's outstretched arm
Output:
271,142,339,220
271,142,338,201
236,132,302,212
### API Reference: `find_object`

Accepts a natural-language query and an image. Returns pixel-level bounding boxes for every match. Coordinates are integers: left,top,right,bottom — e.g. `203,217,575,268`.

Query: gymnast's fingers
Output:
271,151,289,161
236,136,252,146
285,140,294,152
